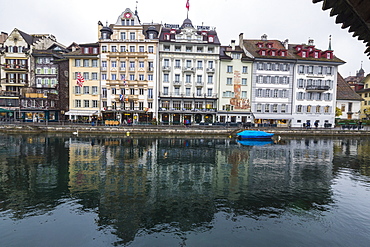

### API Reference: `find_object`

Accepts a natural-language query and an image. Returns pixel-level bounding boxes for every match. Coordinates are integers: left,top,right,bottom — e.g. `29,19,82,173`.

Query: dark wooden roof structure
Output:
313,0,370,57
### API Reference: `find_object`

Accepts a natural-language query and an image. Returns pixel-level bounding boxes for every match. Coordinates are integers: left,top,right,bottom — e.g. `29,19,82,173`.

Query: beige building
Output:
218,40,253,126
64,43,100,122
98,8,160,124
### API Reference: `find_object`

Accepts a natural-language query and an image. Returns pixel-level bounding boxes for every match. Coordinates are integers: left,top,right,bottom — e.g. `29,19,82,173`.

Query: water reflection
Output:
1,135,370,246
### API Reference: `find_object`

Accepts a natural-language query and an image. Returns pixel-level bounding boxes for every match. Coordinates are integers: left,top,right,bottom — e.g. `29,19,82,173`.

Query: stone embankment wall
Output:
0,124,370,137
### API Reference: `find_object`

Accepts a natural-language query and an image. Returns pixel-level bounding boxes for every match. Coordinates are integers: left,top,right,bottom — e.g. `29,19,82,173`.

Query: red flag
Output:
76,73,84,87
186,0,189,10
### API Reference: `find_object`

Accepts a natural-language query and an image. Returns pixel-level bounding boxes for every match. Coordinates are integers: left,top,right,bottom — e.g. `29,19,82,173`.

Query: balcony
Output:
182,67,194,73
305,85,330,92
173,81,182,85
127,95,139,101
206,67,215,73
195,82,204,86
2,79,28,86
101,67,107,71
3,64,28,71
162,66,171,71
119,67,126,72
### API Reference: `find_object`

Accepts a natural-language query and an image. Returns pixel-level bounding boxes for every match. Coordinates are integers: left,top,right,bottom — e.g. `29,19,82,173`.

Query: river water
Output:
0,134,369,247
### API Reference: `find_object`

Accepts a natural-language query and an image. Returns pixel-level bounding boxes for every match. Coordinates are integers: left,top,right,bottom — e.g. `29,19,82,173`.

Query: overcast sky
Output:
1,0,369,77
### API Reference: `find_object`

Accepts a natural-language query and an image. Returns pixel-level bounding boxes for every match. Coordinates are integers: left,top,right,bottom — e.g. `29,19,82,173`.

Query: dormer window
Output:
314,52,319,58
208,36,214,43
281,51,285,56
297,47,301,51
302,51,306,58
271,50,276,56
165,34,170,40
261,50,266,56
256,42,263,48
326,53,331,59
84,47,89,54
266,42,273,48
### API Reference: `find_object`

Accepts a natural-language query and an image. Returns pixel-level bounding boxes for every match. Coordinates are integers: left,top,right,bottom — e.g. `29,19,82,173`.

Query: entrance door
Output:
195,114,202,123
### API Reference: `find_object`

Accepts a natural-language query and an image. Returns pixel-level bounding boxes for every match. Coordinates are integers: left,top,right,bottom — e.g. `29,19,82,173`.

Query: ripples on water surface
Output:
0,134,370,247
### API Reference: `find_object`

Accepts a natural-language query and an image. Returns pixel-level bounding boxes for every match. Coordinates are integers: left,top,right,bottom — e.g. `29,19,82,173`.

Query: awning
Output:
0,108,12,113
253,114,293,119
65,110,97,116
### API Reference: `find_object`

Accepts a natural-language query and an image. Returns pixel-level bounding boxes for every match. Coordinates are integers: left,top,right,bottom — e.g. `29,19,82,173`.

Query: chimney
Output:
283,39,289,49
308,39,314,46
231,40,235,50
261,34,267,41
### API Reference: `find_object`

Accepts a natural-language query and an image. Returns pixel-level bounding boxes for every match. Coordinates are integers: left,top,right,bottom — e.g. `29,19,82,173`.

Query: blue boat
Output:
236,130,274,139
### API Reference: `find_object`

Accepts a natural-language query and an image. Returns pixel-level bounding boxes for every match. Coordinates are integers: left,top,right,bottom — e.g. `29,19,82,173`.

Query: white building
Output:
289,40,345,128
157,18,220,125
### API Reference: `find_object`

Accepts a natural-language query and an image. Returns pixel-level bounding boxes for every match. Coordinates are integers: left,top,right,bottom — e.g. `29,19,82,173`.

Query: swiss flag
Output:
186,0,189,10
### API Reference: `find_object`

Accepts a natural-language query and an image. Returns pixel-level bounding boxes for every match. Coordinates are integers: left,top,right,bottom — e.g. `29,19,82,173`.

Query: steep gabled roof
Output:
337,73,363,100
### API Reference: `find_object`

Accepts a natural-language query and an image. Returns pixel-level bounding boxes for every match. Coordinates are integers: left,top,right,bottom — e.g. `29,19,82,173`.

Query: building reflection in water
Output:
3,135,370,245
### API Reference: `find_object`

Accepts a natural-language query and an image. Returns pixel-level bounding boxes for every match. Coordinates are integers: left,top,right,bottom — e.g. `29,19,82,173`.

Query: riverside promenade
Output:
0,122,370,137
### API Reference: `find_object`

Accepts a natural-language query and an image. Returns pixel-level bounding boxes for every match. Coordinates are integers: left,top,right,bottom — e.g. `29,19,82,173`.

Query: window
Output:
186,75,192,83
92,86,98,95
163,74,169,82
102,46,107,52
241,91,247,98
121,32,126,40
307,105,312,113
148,46,154,53
265,89,270,97
174,88,180,96
186,88,191,96
148,89,153,99
139,74,144,80
148,74,153,81
163,87,168,95
327,67,332,75
111,46,117,52
281,104,286,113
102,88,107,98
197,88,202,96
257,63,263,70
242,66,248,73
175,60,181,68
164,45,170,51
273,104,278,112
318,66,323,74
186,60,192,68
273,89,278,98
207,75,213,84
120,61,126,68
256,104,262,112
208,47,214,53
83,72,89,80
257,89,262,97
242,78,247,85
186,46,192,52
208,61,214,69
139,61,144,68
297,105,302,113
196,75,202,83
207,88,213,96
120,46,126,52
111,61,117,67
92,60,98,67
226,78,232,85
139,46,144,52
197,60,203,69
308,66,313,74
139,88,144,95
130,32,135,40
129,74,135,80
130,61,135,69
84,100,89,108
83,59,89,67
75,100,81,108
92,100,98,108
75,86,81,94
175,46,181,51
111,74,117,80
102,74,107,80
197,47,203,52
298,65,304,74
129,46,135,52
164,59,169,67
298,79,304,88
227,66,233,73
175,74,180,82
75,59,81,67
92,72,98,80
324,106,330,113
264,104,270,112
316,105,321,113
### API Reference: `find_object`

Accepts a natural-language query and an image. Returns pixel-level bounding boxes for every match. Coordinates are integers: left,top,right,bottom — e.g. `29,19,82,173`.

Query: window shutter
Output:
279,77,283,84
279,64,283,70
263,76,267,83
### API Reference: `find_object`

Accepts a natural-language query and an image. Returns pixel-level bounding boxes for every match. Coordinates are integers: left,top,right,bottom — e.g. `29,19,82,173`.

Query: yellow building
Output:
98,8,161,124
64,43,100,122
357,73,370,120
